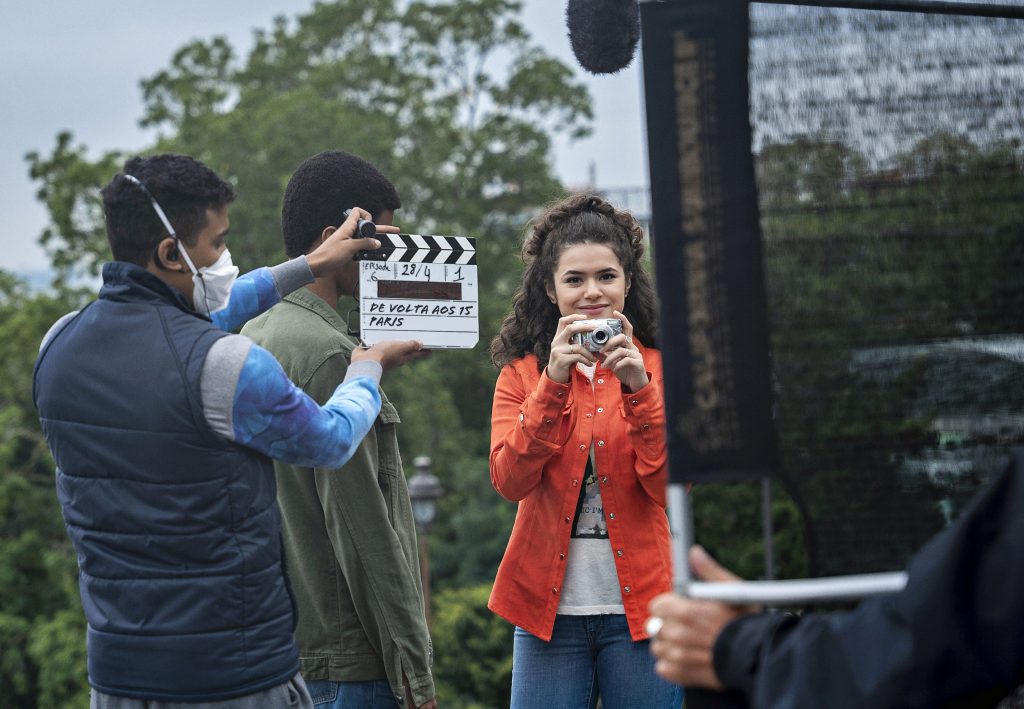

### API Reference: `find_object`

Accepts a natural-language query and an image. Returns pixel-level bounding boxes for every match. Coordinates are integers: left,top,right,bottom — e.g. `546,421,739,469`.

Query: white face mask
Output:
120,174,239,316
180,247,239,316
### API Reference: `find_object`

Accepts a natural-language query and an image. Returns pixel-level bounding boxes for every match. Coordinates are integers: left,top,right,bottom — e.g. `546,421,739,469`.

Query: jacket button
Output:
559,552,566,560
585,413,592,418
641,423,650,431
597,440,605,446
616,549,623,557
564,516,571,523
579,444,586,451
544,419,553,425
597,378,604,384
557,391,565,398
608,512,616,520
552,587,559,594
631,399,639,406
601,476,608,484
572,479,579,486
597,407,604,413
518,412,525,422
624,585,631,593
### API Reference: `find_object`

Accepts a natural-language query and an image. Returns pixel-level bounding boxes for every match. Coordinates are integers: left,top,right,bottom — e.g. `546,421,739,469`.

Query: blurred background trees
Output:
0,276,90,708
6,0,1024,706
7,1,591,705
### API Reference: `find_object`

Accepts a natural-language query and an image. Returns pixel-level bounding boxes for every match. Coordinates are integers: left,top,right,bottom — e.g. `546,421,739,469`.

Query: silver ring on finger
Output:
645,616,664,639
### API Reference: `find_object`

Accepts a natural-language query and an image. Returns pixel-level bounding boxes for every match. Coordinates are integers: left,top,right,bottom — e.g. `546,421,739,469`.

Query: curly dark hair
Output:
282,151,401,258
489,193,658,370
101,154,236,267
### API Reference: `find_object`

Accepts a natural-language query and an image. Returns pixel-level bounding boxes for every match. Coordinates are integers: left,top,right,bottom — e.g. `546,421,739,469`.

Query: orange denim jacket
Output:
488,343,672,642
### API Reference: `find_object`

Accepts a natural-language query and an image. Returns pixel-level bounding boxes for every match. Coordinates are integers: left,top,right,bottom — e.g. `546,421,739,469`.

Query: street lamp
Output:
408,455,444,626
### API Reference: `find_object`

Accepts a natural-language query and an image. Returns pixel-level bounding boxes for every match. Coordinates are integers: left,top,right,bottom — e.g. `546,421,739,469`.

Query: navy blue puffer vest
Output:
33,262,298,701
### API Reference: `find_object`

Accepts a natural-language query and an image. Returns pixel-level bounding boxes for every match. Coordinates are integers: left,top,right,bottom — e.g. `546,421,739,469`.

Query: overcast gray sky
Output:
1,1,646,273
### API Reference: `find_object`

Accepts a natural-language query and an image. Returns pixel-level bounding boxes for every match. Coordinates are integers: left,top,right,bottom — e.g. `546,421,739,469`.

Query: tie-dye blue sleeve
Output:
231,343,381,469
211,257,315,332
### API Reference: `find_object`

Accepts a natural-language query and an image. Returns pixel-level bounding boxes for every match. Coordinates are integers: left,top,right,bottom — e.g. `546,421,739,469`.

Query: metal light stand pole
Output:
670,482,907,604
762,478,775,581
409,455,444,627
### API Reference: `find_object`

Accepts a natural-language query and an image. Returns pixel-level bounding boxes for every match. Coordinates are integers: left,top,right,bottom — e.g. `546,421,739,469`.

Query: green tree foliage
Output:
24,135,123,289
25,0,593,598
691,481,807,581
0,274,87,483
14,2,1024,704
126,1,593,510
752,133,1024,577
27,609,89,709
428,451,517,591
15,2,593,704
430,584,513,708
0,273,88,708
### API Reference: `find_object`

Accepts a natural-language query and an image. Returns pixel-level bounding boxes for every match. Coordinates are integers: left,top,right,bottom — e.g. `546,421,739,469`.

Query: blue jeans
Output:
511,615,683,709
305,679,400,709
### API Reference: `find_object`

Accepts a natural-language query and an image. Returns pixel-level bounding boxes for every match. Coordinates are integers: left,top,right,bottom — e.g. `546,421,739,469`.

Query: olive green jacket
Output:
242,287,434,707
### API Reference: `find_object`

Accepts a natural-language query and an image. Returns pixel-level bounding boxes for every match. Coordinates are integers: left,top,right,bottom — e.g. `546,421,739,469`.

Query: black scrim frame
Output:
642,0,778,485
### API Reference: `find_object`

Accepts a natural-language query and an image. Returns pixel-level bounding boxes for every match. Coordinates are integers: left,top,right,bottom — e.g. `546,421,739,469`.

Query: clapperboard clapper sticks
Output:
354,234,479,349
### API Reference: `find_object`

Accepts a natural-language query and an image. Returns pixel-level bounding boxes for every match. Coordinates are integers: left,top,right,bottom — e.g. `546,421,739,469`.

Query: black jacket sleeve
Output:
713,452,1024,709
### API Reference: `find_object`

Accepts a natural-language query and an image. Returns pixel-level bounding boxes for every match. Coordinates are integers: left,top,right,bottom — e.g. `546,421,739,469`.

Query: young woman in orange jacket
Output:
488,194,682,708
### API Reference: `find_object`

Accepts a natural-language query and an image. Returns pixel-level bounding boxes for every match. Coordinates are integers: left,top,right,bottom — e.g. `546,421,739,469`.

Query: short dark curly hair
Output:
281,151,401,258
101,154,236,267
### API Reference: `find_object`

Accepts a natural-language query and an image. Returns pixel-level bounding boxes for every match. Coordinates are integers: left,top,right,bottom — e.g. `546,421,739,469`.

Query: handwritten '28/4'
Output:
367,263,467,283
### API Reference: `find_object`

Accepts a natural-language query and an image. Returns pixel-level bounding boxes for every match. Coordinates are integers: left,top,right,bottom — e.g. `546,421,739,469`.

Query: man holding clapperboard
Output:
244,151,451,709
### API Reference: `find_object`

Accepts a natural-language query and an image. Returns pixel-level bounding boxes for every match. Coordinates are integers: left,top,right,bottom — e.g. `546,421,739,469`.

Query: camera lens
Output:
355,219,377,238
344,209,377,238
591,326,612,345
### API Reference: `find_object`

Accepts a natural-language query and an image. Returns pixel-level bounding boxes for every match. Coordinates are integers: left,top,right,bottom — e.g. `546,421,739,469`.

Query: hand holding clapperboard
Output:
354,233,478,349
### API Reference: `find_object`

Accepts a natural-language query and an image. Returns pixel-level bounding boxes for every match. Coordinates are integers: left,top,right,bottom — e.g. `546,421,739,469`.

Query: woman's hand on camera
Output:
546,314,597,384
601,311,649,392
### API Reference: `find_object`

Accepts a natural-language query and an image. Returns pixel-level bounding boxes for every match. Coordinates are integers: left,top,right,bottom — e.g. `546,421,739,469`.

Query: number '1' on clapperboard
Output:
354,233,478,349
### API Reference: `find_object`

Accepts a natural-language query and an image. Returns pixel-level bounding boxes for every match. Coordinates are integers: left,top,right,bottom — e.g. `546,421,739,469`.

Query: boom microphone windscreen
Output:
566,0,641,75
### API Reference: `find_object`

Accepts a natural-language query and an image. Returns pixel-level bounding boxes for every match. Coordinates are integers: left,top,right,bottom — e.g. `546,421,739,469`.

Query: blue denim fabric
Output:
305,679,401,708
511,615,683,709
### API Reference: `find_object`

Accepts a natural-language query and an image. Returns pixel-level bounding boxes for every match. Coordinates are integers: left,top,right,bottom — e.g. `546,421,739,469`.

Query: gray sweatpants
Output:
90,673,313,709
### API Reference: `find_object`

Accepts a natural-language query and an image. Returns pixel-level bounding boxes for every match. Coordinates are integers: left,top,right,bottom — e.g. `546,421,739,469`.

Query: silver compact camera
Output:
572,318,623,352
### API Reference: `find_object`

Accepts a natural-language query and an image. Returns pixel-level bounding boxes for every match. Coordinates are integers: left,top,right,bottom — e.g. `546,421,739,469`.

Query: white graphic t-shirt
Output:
557,366,625,615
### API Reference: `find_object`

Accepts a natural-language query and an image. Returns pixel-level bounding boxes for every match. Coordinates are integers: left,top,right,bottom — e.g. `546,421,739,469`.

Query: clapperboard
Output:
354,233,478,349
